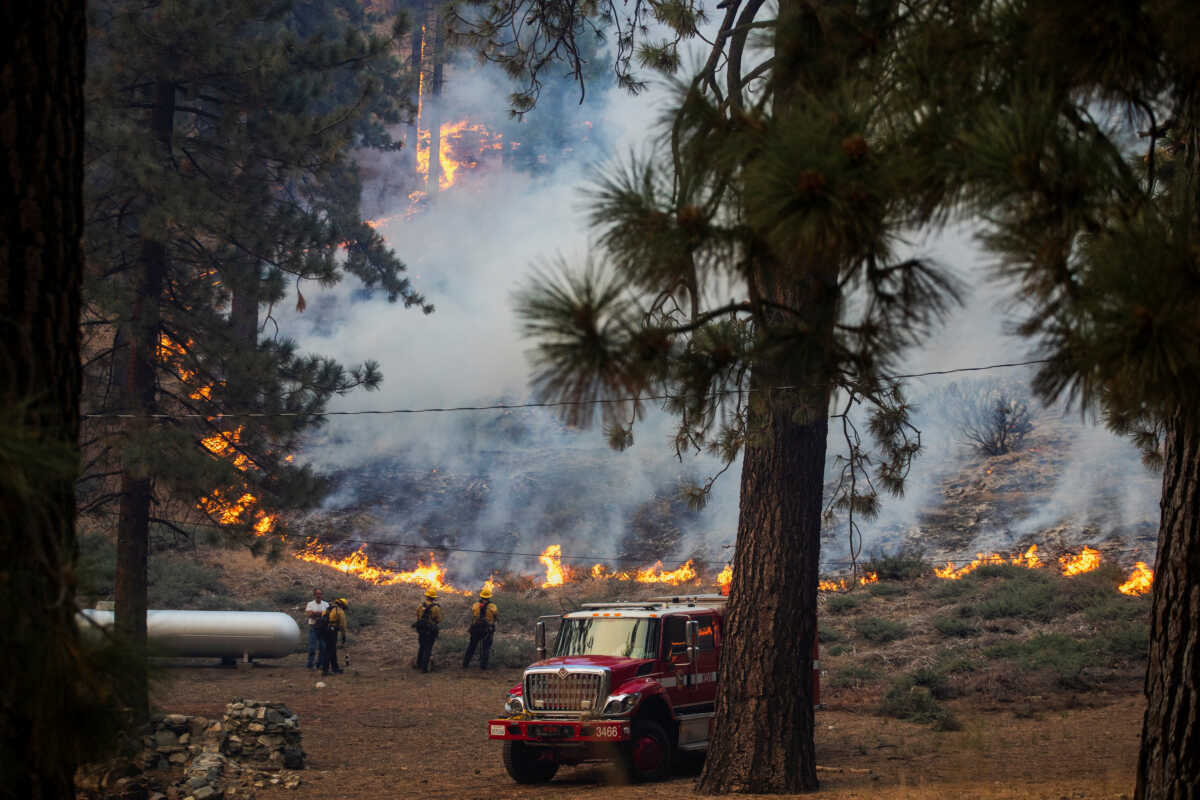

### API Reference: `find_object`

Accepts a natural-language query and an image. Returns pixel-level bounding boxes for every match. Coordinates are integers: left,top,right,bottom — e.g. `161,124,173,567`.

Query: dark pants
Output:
463,628,494,669
321,629,342,675
417,629,438,673
307,626,326,668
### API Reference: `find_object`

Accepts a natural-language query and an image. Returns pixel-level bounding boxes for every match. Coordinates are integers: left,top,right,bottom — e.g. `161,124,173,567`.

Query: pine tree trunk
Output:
698,266,836,793
115,76,174,720
1135,412,1200,800
0,1,86,796
427,12,444,195
406,18,424,177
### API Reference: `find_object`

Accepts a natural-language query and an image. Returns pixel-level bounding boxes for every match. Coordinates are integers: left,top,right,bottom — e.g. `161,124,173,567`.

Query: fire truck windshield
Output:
554,617,660,660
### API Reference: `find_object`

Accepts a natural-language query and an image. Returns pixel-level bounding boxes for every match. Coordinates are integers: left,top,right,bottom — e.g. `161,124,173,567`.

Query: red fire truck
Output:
487,594,820,783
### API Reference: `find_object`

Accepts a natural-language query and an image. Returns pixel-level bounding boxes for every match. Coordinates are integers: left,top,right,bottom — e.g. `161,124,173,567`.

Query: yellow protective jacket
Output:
416,600,442,625
471,601,499,625
327,606,347,632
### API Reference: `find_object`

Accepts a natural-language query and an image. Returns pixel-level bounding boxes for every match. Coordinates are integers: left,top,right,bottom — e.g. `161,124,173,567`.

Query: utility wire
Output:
80,358,1050,420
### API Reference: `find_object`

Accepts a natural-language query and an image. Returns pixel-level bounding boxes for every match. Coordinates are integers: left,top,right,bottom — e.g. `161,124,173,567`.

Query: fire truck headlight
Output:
602,692,641,716
504,694,524,716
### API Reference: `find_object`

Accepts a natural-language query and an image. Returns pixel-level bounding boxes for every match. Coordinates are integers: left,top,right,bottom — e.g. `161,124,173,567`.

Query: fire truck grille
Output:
525,672,605,715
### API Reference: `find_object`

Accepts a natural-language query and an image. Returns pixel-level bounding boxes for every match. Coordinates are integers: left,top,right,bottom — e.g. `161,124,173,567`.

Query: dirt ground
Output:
154,648,1141,800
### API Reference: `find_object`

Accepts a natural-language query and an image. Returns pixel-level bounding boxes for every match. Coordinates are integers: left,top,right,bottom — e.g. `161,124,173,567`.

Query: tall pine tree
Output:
83,0,430,716
476,0,967,790
919,2,1200,796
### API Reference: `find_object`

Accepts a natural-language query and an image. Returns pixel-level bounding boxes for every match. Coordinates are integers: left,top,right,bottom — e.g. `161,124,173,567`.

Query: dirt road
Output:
155,649,1140,800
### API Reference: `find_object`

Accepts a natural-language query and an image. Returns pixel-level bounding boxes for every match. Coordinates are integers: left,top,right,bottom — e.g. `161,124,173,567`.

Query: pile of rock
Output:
220,699,305,771
77,700,304,800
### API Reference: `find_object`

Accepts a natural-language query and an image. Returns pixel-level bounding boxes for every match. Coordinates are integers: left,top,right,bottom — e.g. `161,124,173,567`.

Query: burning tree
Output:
464,0,970,792
82,0,430,716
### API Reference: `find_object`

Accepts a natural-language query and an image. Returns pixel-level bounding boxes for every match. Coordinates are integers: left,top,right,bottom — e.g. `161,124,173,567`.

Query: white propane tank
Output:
79,609,300,660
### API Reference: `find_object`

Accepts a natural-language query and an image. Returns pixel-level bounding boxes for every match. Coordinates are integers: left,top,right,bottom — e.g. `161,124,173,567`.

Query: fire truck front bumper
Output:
487,718,631,743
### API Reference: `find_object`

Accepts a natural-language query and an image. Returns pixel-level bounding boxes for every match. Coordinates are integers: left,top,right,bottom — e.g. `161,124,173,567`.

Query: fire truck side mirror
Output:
535,620,546,660
685,619,700,667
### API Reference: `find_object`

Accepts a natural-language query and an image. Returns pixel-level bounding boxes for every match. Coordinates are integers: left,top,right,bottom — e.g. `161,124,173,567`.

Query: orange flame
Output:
717,564,732,595
540,544,565,588
634,559,698,585
1118,562,1153,596
295,541,467,594
1059,546,1102,576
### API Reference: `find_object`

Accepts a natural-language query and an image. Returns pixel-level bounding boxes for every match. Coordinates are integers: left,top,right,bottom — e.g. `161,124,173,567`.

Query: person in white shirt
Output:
305,588,330,669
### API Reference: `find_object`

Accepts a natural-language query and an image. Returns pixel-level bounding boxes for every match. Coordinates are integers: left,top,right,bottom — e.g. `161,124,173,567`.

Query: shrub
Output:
826,594,862,614
855,617,907,643
985,634,1092,683
939,378,1036,456
964,570,1057,621
77,533,117,599
272,586,310,607
148,558,228,608
495,592,559,631
935,655,978,674
828,644,852,657
352,602,380,630
819,627,845,643
830,664,879,689
933,615,978,638
864,546,927,581
880,677,960,730
1095,622,1150,662
1083,594,1150,624
931,580,973,602
867,582,907,598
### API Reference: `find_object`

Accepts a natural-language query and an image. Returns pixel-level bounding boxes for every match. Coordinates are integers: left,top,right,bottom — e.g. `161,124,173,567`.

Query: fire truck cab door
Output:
663,614,717,748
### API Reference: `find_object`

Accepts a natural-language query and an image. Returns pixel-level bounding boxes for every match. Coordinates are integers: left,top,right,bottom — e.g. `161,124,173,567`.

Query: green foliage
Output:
1096,623,1150,662
985,634,1091,683
147,558,228,609
352,603,380,630
830,664,879,689
931,579,974,601
933,615,978,638
272,586,311,607
880,674,961,731
964,571,1058,622
826,594,862,614
77,533,117,599
854,617,907,644
867,581,907,598
818,627,845,643
864,547,928,581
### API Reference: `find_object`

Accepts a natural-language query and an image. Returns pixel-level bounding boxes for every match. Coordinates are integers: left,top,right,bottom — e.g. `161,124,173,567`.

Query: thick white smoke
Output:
273,54,1160,580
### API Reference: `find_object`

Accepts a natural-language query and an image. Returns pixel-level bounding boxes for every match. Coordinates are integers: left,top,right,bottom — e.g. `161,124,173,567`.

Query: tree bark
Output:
1135,412,1200,800
406,16,424,177
427,10,444,195
114,76,175,720
0,1,86,796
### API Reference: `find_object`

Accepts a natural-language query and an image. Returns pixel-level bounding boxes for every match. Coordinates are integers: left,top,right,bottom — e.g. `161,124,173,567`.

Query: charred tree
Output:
1136,413,1200,798
0,0,88,796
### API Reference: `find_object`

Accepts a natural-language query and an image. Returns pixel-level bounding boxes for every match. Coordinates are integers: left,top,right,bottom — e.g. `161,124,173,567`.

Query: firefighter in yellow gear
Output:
414,586,442,673
321,598,348,676
463,585,499,670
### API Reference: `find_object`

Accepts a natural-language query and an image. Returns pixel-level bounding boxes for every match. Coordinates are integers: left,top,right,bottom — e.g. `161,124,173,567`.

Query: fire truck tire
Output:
502,741,559,784
622,719,672,782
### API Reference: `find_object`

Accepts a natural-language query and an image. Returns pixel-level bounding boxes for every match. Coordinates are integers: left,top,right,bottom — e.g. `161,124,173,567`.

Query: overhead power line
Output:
81,357,1050,420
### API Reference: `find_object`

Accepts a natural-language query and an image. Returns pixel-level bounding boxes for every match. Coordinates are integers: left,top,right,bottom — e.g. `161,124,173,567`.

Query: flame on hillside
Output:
1059,546,1102,576
295,540,468,595
1118,562,1154,596
934,545,1042,580
717,564,732,595
539,544,565,588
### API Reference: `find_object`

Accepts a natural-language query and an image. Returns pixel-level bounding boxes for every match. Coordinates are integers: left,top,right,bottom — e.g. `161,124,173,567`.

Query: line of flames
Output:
289,540,1154,599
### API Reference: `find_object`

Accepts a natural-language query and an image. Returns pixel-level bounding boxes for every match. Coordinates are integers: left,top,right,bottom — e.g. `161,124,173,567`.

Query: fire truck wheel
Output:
502,741,559,784
623,719,672,782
